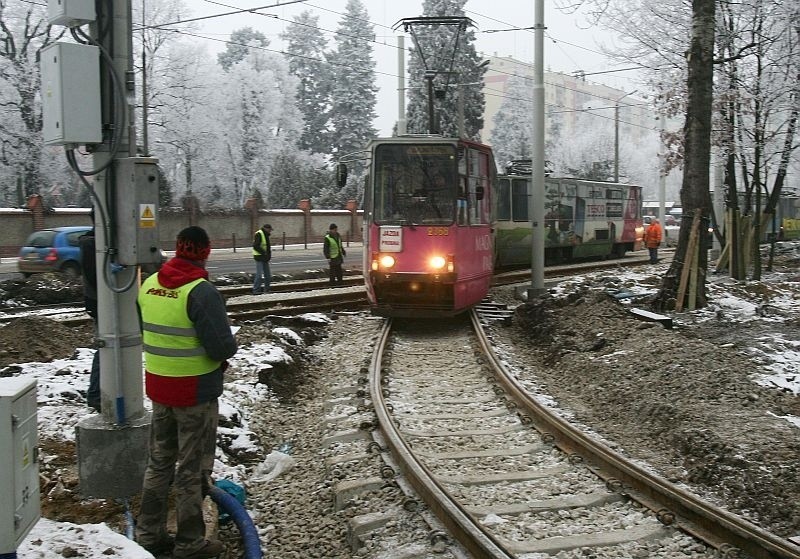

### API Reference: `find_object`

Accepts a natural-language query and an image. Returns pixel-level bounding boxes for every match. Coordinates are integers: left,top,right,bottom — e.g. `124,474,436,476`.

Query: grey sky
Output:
190,0,642,135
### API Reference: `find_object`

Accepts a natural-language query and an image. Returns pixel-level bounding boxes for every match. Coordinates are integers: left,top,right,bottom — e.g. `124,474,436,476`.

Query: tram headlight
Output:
429,255,454,273
429,255,446,270
378,255,396,269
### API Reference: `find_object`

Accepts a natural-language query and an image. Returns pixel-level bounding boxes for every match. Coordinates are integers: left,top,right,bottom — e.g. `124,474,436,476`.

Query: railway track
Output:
366,312,800,558
0,251,663,325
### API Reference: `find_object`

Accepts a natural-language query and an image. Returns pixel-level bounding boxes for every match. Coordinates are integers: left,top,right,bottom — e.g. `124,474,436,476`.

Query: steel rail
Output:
470,310,800,559
368,319,516,559
0,251,660,323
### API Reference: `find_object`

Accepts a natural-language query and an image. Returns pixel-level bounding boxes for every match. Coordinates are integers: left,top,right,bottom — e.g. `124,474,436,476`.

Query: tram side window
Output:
511,179,529,221
467,149,491,225
496,178,511,221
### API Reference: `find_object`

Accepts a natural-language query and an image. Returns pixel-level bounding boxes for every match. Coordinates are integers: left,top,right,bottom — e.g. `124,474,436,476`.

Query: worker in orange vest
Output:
644,219,663,263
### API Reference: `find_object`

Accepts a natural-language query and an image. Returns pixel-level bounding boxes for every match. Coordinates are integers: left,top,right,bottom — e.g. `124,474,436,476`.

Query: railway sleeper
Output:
466,490,625,517
497,523,673,555
332,476,386,511
321,428,373,447
435,464,571,486
346,510,399,552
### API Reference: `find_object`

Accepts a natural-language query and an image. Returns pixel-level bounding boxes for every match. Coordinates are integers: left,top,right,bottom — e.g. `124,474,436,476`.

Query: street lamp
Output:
614,89,637,182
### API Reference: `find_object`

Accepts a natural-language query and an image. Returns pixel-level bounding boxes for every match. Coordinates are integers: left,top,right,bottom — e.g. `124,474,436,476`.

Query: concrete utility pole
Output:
141,0,149,155
658,114,666,245
76,0,150,500
614,89,637,183
528,0,546,299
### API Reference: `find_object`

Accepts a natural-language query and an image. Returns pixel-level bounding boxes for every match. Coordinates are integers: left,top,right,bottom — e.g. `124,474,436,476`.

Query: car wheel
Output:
22,272,32,278
61,262,81,278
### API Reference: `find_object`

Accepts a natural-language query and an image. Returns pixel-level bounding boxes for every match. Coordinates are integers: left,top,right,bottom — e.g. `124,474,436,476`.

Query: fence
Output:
0,194,362,257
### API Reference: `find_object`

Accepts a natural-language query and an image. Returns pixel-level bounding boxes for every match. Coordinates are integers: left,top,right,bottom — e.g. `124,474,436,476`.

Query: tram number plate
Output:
427,227,449,236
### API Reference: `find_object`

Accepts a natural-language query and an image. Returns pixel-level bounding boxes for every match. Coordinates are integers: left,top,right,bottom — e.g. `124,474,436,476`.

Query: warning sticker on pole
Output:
140,204,156,228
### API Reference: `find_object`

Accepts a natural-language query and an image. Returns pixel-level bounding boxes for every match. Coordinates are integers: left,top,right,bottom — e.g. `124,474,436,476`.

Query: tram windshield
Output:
372,143,457,226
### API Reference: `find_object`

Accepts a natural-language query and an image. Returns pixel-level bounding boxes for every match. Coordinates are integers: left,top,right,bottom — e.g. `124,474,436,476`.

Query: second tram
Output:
494,172,644,269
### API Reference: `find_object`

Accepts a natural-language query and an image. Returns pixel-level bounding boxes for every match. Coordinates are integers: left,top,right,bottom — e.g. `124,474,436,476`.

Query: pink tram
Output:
362,136,496,318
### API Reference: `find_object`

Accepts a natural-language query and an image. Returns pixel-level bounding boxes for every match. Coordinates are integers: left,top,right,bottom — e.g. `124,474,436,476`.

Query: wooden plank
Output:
688,227,700,311
676,209,702,312
715,239,730,272
629,308,673,329
741,214,753,274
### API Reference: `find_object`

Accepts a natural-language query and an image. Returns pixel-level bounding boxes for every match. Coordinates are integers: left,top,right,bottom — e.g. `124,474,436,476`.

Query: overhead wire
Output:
147,2,653,114
140,0,310,30
159,23,652,128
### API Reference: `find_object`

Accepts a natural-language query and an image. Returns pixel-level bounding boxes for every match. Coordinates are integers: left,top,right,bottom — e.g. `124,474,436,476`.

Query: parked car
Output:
17,226,92,278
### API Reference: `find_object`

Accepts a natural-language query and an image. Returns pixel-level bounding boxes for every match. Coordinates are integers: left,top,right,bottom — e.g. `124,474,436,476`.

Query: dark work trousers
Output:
87,313,101,412
136,400,218,556
329,256,344,285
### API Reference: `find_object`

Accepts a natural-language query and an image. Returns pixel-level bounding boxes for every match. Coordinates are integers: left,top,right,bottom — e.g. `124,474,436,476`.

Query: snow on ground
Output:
6,246,800,556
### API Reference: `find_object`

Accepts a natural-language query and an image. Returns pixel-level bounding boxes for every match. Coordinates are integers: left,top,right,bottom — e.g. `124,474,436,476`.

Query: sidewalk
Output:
0,242,363,274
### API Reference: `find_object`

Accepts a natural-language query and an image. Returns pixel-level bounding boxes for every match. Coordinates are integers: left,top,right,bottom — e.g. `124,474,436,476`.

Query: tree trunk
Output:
652,0,715,311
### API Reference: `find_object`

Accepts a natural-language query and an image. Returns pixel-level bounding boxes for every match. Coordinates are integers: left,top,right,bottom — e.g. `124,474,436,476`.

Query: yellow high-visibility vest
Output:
138,275,220,376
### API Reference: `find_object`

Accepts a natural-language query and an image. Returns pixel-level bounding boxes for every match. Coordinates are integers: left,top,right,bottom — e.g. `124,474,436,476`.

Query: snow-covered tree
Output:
0,1,65,203
405,0,486,139
150,42,224,205
490,74,533,170
133,0,195,157
593,0,797,289
217,27,269,71
282,11,332,155
218,47,303,207
328,0,377,159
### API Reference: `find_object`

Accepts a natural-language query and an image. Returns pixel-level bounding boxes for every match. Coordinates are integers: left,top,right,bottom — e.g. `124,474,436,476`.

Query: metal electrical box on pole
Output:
40,42,102,145
114,157,161,266
46,0,95,26
0,378,39,555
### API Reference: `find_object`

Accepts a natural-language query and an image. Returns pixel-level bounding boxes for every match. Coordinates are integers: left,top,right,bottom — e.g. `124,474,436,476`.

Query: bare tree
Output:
652,0,715,310
0,1,64,203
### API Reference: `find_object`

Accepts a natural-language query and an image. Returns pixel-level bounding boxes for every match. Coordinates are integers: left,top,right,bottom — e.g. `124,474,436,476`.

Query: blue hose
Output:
208,485,263,559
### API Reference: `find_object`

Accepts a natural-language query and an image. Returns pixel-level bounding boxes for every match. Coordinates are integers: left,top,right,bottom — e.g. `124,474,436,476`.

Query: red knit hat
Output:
175,226,211,261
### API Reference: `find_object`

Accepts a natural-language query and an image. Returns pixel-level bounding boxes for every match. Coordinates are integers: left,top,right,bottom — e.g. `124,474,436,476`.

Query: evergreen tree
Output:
218,27,269,71
405,0,486,139
328,0,378,168
281,11,332,154
267,149,330,208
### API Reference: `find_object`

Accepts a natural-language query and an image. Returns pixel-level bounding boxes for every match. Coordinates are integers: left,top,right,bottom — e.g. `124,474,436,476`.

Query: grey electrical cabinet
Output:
114,157,162,266
0,378,40,554
40,42,102,146
47,0,95,26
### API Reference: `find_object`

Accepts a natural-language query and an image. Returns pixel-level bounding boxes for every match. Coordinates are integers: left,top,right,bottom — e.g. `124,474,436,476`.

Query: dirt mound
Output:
0,274,84,308
0,317,92,367
492,269,800,536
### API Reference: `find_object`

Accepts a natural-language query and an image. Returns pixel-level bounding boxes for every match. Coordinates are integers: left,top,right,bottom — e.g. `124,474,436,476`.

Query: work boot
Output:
139,535,174,557
174,539,225,559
